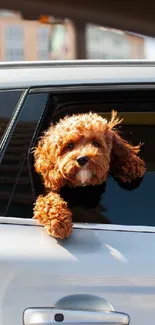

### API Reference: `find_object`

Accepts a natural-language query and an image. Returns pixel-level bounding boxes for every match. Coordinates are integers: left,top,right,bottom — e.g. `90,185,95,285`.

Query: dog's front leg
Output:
33,192,72,239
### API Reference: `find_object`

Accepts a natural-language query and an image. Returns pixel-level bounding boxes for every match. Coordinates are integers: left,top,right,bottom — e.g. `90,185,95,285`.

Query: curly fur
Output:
33,111,146,239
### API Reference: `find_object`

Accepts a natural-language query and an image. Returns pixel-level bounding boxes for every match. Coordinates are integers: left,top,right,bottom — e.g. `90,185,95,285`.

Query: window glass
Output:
0,90,22,141
5,25,24,61
0,93,49,217
38,26,49,60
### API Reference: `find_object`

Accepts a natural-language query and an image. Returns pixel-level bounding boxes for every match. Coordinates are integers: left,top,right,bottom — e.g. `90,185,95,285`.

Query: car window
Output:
0,93,49,217
47,91,155,226
0,90,22,141
1,89,155,227
58,111,155,226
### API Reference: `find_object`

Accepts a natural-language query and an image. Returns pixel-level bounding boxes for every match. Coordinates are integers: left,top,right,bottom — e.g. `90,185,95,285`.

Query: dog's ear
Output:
107,111,146,183
33,127,65,192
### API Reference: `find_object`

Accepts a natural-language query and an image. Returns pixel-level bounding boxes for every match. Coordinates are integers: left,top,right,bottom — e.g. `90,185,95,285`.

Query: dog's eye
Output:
92,141,100,148
67,143,74,150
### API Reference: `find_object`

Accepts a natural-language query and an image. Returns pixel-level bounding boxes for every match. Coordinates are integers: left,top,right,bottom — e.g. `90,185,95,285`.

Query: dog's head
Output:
34,111,146,191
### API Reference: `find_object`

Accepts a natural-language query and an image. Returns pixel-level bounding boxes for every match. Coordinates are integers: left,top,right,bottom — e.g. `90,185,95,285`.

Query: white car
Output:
0,60,155,325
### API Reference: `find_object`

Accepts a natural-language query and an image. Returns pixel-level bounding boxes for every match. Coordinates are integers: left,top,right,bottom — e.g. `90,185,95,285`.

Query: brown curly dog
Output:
33,111,146,239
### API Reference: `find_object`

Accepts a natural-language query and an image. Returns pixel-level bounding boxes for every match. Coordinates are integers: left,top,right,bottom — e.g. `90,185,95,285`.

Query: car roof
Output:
1,60,155,90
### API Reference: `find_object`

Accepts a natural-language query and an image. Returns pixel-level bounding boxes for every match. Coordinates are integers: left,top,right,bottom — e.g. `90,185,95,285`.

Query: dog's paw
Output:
45,217,73,239
33,192,73,239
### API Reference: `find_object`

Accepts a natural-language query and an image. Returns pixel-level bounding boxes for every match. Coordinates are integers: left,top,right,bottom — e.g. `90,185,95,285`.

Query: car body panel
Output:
0,219,155,325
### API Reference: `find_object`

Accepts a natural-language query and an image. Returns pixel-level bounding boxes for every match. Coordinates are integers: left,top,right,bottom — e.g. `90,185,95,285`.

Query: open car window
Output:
57,110,155,226
0,89,154,227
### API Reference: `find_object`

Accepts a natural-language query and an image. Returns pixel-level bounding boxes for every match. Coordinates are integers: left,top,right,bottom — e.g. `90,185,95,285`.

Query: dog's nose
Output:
77,156,89,167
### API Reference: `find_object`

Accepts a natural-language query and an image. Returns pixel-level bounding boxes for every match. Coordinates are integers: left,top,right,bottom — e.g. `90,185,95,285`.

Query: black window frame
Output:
0,89,50,217
0,88,24,160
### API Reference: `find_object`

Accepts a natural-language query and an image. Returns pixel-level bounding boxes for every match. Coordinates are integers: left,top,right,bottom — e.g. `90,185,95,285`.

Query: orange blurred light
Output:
39,15,52,24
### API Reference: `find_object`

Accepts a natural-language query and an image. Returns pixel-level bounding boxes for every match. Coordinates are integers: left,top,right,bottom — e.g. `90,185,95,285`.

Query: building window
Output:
38,26,49,60
6,48,24,61
5,25,24,61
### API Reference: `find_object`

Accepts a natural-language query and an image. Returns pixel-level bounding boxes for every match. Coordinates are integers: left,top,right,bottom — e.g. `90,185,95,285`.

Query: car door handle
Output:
23,307,130,325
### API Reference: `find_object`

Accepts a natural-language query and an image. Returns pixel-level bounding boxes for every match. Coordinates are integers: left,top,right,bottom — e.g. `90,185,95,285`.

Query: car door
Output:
0,85,155,325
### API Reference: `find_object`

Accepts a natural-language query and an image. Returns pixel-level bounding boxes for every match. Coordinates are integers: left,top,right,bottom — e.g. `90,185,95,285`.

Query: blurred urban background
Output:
0,9,155,61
